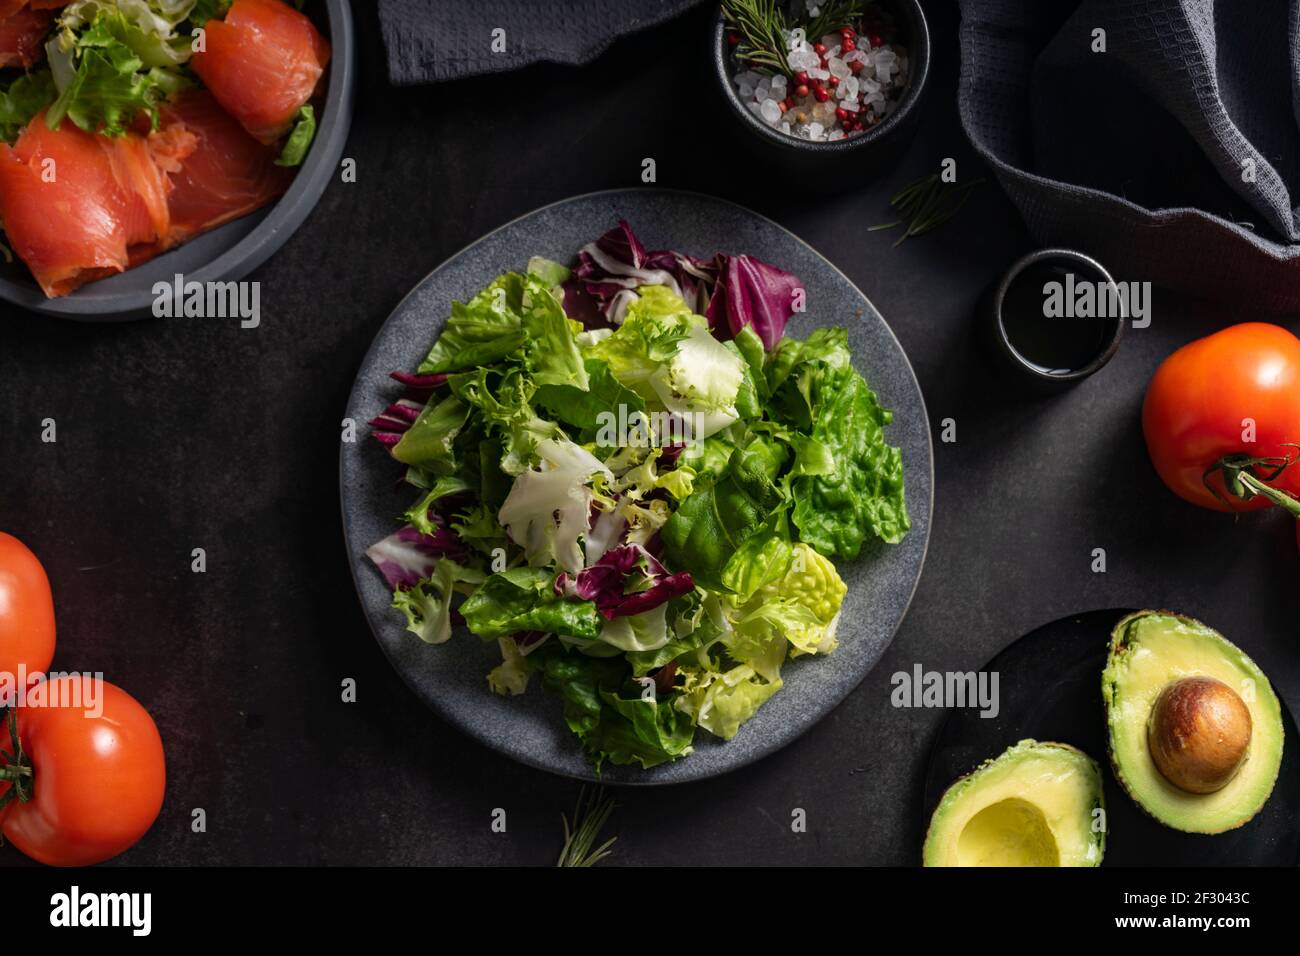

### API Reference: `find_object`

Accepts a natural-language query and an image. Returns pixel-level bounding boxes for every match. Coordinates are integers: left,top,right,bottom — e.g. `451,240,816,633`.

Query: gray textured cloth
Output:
959,0,1300,312
378,0,701,85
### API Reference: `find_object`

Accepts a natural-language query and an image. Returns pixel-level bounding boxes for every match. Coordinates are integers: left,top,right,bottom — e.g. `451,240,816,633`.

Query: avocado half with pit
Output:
1103,610,1284,834
923,739,1105,867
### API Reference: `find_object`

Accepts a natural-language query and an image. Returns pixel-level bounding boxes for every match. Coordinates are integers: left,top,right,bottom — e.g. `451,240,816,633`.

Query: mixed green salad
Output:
367,221,908,769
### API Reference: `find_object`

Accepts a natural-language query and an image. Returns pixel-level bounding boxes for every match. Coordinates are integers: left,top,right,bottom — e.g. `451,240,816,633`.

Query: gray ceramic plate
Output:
340,188,933,784
0,0,354,321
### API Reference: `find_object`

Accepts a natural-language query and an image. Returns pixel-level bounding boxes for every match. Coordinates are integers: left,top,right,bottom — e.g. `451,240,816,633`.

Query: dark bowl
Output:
981,248,1127,393
711,0,930,182
0,0,355,321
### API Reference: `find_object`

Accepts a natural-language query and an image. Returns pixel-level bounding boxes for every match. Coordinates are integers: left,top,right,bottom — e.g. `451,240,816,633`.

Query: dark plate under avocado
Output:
921,608,1300,866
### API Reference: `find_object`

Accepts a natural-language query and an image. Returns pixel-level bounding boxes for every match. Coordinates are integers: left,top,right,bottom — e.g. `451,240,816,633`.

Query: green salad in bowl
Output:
365,221,908,770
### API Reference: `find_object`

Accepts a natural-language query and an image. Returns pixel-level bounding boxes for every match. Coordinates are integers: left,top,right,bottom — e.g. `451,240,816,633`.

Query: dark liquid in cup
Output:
1000,262,1113,375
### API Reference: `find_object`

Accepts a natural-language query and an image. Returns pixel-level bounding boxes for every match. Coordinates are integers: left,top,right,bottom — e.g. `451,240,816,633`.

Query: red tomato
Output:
0,676,165,866
0,532,56,690
1142,323,1300,512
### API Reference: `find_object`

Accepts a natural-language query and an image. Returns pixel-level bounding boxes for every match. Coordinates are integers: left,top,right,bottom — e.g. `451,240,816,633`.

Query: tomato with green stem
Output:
0,532,55,690
0,676,165,866
1142,323,1300,518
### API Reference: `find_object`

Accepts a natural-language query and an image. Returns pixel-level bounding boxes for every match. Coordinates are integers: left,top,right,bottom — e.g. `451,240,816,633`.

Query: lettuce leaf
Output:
459,567,601,641
625,598,725,677
46,4,196,136
719,512,794,601
448,503,508,557
724,543,846,660
57,1,199,67
497,437,612,573
487,636,534,696
391,559,486,645
675,663,781,740
595,603,672,652
188,0,231,27
584,287,696,400
526,255,570,289
537,645,695,769
534,359,644,445
793,363,908,554
661,436,788,591
402,475,470,537
275,104,316,167
450,368,563,476
418,274,530,374
649,321,745,439
418,271,586,389
391,392,471,473
765,327,908,555
521,277,588,390
0,73,55,144
592,691,695,767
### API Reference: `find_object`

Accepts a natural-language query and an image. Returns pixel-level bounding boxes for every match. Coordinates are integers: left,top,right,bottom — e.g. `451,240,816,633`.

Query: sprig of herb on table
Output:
870,173,986,246
556,786,617,867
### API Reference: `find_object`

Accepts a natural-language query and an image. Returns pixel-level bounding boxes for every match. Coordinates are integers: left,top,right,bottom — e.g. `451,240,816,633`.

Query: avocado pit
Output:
1147,676,1251,795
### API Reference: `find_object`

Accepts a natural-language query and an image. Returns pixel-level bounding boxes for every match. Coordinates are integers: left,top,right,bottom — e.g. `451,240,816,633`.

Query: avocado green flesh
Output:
923,739,1105,867
1103,611,1284,834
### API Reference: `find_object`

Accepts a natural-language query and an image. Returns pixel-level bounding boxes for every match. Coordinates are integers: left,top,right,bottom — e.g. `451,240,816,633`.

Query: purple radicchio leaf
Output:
643,249,718,316
657,443,687,467
560,276,609,329
705,253,803,350
595,218,648,267
572,221,698,325
555,543,693,620
389,370,449,402
365,520,465,590
369,398,424,447
569,222,800,344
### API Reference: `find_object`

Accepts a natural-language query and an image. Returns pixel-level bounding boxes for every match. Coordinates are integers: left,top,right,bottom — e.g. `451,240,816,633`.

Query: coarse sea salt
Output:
730,19,909,143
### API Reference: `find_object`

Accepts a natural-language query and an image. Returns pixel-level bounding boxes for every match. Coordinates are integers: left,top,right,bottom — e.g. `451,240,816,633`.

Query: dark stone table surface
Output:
0,1,1295,865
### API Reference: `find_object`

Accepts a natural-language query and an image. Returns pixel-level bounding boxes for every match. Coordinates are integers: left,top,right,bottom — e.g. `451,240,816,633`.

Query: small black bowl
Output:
982,248,1126,393
0,0,355,321
711,0,930,183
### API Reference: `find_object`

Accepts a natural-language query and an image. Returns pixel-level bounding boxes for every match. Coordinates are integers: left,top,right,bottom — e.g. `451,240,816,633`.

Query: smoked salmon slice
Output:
191,0,330,145
0,111,180,296
0,3,54,68
152,88,292,243
0,90,292,297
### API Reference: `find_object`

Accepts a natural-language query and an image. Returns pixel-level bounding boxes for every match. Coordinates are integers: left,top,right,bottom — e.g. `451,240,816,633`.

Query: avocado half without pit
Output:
1104,611,1284,833
923,739,1105,867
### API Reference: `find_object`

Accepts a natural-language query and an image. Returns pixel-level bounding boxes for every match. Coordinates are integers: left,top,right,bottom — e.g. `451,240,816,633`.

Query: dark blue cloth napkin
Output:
959,0,1300,312
377,0,702,85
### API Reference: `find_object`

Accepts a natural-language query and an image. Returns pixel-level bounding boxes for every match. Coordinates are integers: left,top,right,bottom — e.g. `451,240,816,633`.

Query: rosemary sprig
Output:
721,0,791,75
869,173,986,246
556,786,617,867
806,1,866,44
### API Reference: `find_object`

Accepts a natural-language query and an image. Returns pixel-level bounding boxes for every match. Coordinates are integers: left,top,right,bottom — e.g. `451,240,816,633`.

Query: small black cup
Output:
982,248,1127,393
